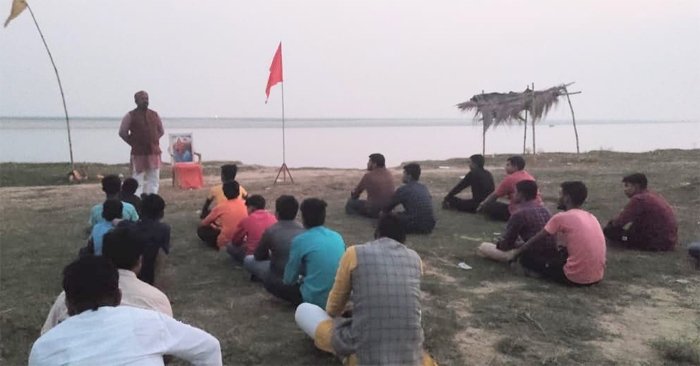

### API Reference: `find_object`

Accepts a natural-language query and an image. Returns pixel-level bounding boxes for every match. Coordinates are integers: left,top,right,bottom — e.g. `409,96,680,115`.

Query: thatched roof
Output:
457,84,571,131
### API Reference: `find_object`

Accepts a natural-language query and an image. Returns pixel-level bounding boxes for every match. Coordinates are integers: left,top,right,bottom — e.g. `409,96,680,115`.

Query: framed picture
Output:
169,133,194,163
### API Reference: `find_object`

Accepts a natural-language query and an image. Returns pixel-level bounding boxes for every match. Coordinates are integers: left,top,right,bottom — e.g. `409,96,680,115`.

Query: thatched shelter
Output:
457,83,580,154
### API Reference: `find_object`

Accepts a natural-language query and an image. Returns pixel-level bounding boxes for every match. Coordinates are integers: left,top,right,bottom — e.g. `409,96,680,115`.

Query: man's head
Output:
275,195,299,221
246,195,266,214
63,256,122,316
121,178,138,196
300,198,327,228
101,175,122,196
141,194,165,220
469,154,485,170
558,181,588,210
375,213,406,243
505,156,526,174
402,163,421,183
514,180,538,204
134,91,149,110
622,173,648,198
102,199,123,221
367,153,386,170
102,222,146,273
222,181,240,200
220,164,238,182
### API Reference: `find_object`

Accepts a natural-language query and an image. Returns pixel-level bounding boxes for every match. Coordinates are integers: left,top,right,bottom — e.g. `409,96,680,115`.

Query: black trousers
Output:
197,225,220,248
443,196,480,213
520,248,598,287
264,277,303,305
482,201,510,222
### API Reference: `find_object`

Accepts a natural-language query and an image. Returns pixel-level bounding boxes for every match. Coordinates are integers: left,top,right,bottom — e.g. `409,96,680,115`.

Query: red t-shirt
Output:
231,210,278,255
545,209,606,284
494,170,542,213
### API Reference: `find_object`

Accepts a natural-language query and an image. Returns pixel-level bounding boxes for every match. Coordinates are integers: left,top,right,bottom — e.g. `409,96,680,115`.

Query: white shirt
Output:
29,306,222,366
41,269,173,334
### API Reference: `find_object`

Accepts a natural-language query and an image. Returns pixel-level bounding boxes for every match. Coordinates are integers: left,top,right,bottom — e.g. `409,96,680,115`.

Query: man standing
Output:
345,153,395,218
30,256,222,365
477,155,541,222
507,181,606,286
443,154,495,213
119,90,164,195
604,173,677,251
383,163,436,234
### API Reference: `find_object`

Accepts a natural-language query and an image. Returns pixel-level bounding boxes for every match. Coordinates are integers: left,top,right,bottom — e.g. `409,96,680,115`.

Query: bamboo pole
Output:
531,82,536,155
481,90,486,155
563,86,581,154
523,85,528,154
26,3,75,174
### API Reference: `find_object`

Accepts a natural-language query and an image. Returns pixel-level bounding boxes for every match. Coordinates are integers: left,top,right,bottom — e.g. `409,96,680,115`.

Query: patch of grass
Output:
1,150,699,365
652,337,700,365
495,336,527,357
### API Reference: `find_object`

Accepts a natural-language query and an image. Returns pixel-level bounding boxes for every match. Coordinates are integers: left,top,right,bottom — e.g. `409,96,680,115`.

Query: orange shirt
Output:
208,184,247,206
201,198,248,248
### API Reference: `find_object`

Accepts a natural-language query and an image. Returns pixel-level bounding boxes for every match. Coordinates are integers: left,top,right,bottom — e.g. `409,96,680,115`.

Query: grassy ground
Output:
1,150,699,365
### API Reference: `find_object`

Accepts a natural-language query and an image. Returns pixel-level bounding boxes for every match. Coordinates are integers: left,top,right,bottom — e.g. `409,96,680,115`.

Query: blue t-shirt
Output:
89,201,139,226
283,226,345,308
91,221,114,255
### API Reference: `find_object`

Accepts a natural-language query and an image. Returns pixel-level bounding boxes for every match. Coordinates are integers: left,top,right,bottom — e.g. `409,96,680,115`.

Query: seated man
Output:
89,199,123,256
477,180,556,262
603,173,678,251
200,164,247,219
89,174,139,227
197,181,248,250
246,195,306,304
283,198,345,308
135,194,171,286
294,214,436,366
30,256,221,365
227,195,278,263
119,177,142,216
345,153,395,218
477,155,541,222
383,163,436,234
42,223,173,334
443,154,495,213
506,181,606,286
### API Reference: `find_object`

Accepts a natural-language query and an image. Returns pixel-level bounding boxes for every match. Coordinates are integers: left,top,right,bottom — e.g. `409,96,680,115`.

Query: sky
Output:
1,0,699,121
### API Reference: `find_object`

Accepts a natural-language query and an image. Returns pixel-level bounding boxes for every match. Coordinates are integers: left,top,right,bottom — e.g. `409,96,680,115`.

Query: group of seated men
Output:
30,153,683,365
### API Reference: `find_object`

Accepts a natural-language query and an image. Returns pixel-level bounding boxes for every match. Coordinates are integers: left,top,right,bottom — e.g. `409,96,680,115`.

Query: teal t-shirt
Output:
89,201,139,226
283,226,345,308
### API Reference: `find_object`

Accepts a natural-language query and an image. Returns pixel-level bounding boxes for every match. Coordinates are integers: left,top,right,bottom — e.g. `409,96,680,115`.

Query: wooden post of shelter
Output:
523,85,529,154
531,82,536,155
481,90,486,155
563,86,581,154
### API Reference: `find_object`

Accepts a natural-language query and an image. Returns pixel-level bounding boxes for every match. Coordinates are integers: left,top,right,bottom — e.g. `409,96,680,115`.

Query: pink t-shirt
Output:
544,209,606,284
494,170,542,213
231,210,278,255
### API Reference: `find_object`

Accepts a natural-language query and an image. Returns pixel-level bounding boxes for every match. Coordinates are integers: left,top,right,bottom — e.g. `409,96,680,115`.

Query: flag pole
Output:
281,81,286,164
25,3,76,177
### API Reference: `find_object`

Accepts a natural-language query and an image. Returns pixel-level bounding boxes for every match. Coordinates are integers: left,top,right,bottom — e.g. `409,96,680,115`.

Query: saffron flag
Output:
4,0,27,27
265,42,283,103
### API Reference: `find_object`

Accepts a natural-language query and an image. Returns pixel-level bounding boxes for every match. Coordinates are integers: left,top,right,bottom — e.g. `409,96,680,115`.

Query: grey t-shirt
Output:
253,220,305,277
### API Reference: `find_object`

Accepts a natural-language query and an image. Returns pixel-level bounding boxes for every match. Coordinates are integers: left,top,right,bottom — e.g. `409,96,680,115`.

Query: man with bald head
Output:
119,91,164,195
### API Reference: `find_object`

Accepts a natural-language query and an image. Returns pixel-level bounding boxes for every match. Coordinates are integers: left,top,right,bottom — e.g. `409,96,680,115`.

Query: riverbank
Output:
1,150,699,365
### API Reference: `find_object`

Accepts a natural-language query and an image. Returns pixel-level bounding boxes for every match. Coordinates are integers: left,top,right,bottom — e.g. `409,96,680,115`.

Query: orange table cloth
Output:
173,163,203,189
